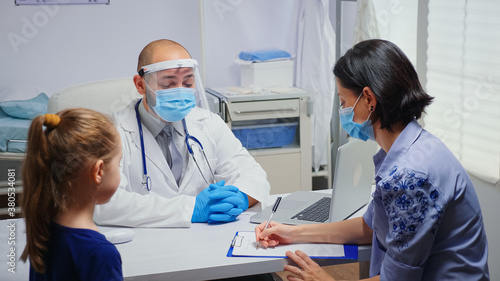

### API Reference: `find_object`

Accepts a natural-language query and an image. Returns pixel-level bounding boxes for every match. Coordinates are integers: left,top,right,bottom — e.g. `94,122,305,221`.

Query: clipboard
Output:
227,231,358,259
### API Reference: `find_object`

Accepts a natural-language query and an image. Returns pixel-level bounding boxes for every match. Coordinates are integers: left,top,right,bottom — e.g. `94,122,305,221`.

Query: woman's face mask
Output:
146,85,196,122
338,92,375,141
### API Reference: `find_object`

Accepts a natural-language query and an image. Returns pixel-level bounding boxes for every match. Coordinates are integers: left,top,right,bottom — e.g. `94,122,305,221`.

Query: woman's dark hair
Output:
333,39,433,131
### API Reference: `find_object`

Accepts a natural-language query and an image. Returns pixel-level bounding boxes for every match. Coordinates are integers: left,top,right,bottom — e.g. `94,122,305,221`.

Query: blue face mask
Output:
148,87,196,122
339,92,375,141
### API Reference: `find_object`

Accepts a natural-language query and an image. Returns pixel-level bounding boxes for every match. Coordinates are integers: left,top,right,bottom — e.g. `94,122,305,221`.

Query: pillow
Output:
0,92,49,119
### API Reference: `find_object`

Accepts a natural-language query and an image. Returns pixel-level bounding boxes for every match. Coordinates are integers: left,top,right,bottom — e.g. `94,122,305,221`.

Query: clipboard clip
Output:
231,234,244,247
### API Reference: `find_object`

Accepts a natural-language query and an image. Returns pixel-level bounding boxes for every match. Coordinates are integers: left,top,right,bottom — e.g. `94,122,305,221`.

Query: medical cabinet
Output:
206,87,312,194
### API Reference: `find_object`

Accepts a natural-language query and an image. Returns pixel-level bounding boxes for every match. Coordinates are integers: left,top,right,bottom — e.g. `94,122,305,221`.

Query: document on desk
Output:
227,231,357,259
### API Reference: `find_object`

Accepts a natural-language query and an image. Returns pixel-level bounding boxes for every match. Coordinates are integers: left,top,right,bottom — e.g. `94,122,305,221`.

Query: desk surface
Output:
0,194,371,281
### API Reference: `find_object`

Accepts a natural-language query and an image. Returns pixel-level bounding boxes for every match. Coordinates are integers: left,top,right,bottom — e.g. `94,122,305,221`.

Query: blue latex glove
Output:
191,180,226,223
216,186,249,211
208,202,244,224
192,181,250,223
207,186,249,224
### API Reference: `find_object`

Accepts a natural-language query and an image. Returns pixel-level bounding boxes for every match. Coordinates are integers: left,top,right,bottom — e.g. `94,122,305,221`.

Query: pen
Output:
257,196,282,249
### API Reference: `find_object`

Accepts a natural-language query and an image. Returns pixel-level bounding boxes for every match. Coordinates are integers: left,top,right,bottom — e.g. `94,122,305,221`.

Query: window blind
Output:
425,0,500,183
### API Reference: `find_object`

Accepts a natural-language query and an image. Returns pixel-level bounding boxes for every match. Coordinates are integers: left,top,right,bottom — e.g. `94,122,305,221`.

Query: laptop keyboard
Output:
291,197,331,222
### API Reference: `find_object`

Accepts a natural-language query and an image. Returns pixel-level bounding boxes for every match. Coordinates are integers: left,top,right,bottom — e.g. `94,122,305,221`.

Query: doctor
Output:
94,39,270,227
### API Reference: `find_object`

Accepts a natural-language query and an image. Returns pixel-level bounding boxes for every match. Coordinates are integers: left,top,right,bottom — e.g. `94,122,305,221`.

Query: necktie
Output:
157,125,183,184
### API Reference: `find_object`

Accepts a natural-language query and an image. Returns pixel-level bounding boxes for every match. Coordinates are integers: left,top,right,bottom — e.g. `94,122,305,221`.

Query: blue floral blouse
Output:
363,119,489,280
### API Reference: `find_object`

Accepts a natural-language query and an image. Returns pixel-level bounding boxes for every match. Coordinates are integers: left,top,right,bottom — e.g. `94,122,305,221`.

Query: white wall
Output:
1,0,306,101
472,176,500,280
0,0,202,101
202,0,298,88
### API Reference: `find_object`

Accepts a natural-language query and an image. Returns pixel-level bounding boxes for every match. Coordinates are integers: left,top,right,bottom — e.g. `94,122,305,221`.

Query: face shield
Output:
139,59,209,121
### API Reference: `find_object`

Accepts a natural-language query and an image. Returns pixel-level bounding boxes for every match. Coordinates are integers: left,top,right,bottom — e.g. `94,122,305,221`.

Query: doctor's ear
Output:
133,75,147,96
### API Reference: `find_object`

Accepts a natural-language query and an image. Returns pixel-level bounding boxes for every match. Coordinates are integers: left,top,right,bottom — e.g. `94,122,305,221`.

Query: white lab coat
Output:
94,99,270,227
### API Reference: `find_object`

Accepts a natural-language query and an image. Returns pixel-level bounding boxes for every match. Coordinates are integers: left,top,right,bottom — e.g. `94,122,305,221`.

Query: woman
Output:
256,39,489,281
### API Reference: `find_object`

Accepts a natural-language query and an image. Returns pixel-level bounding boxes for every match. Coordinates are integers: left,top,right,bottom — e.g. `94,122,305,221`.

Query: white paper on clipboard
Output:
230,231,345,258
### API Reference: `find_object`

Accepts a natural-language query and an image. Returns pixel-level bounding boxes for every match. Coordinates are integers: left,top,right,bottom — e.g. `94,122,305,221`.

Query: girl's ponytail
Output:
21,114,59,273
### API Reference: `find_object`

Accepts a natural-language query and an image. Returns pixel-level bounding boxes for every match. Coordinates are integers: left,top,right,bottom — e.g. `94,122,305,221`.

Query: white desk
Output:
0,198,371,281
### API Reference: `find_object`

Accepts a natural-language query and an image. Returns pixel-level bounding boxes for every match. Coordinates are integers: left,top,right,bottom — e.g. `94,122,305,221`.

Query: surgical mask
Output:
339,92,375,141
147,86,196,122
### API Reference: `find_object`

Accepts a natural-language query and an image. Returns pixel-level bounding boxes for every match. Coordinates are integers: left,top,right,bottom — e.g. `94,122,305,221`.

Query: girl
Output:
21,108,123,280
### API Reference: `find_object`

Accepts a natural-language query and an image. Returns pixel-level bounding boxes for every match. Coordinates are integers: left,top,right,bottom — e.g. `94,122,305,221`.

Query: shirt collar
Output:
138,99,164,137
374,119,423,179
138,99,185,138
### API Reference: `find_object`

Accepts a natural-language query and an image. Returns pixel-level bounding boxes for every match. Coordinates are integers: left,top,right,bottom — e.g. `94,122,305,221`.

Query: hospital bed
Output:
0,92,48,154
0,92,49,218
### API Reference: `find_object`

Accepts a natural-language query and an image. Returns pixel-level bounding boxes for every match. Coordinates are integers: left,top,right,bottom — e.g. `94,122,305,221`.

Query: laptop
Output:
250,139,376,225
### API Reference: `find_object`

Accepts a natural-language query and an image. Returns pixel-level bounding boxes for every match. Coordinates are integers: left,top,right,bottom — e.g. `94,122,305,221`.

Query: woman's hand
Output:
254,221,296,248
284,250,336,281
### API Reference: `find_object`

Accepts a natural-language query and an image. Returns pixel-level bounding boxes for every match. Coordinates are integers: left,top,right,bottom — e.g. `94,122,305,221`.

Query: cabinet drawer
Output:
228,99,300,121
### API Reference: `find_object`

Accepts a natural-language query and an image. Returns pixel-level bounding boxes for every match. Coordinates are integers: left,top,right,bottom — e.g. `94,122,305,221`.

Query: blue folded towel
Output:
238,49,291,62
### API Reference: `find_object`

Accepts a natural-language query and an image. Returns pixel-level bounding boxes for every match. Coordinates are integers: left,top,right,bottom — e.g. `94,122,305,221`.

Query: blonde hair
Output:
20,107,119,273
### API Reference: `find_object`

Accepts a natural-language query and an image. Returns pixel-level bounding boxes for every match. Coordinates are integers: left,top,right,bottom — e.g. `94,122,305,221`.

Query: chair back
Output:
47,78,140,115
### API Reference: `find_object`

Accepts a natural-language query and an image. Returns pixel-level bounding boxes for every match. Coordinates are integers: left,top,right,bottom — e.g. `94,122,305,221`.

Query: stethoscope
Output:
135,99,215,191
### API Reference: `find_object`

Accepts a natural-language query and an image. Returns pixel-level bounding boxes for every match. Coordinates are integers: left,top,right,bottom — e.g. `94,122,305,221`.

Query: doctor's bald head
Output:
137,39,192,73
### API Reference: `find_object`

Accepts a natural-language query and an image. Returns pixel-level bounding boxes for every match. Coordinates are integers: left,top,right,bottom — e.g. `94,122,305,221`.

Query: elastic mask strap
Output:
144,80,157,107
364,99,375,123
352,92,373,123
352,92,364,110
365,110,373,123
